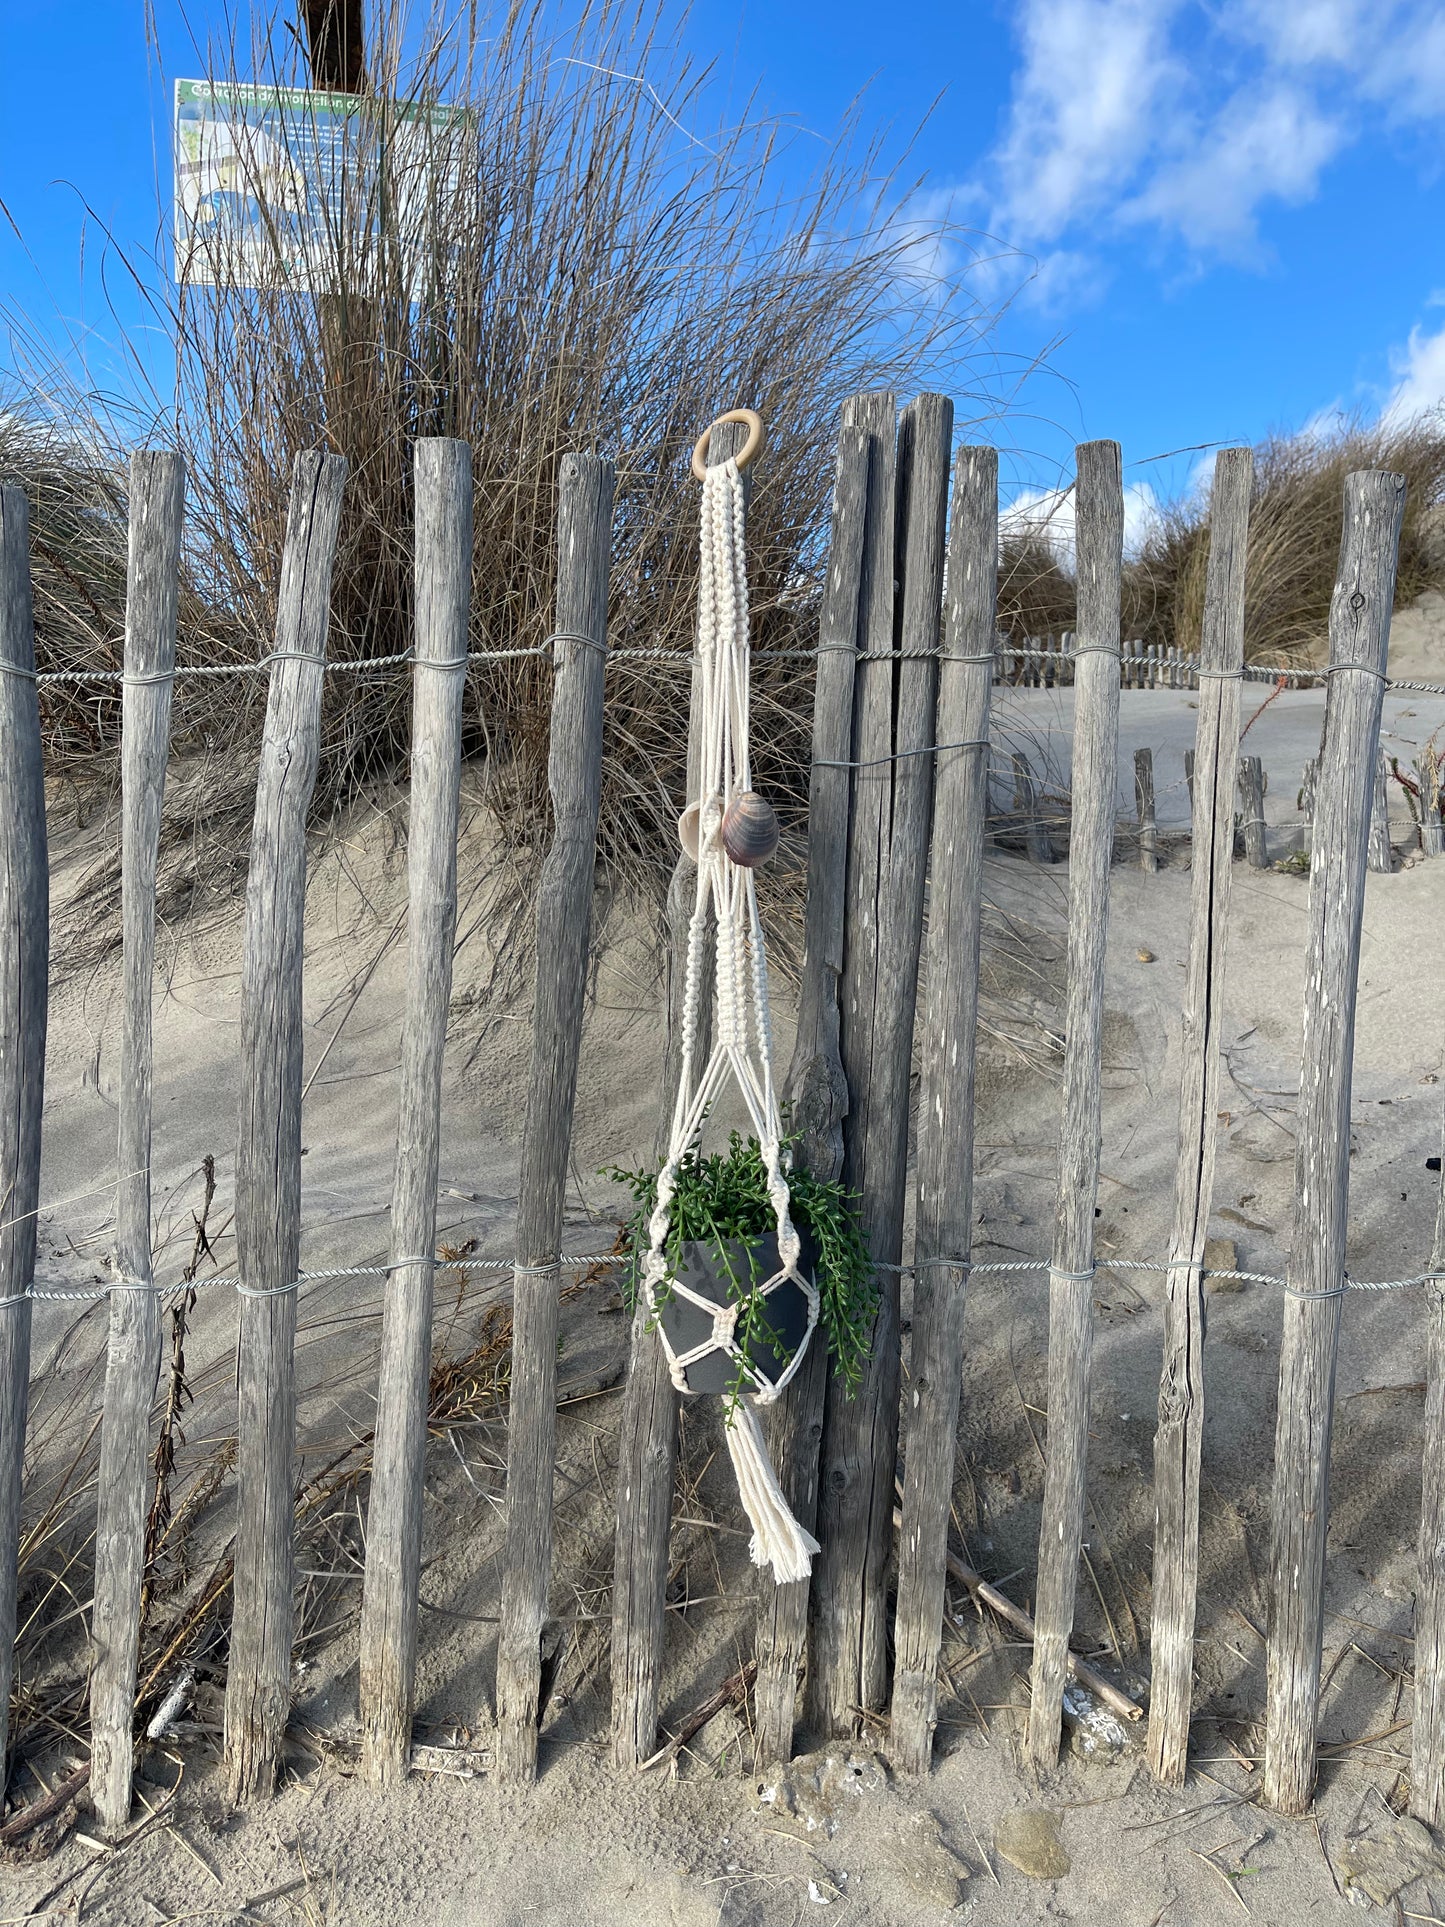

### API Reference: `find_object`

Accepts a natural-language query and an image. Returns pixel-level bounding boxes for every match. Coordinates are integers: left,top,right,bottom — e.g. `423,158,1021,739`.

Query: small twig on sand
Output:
642,1661,758,1770
0,1761,91,1847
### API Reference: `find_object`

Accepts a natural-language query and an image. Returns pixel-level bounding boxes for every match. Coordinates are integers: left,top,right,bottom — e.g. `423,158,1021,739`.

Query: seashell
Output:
720,790,780,868
677,802,701,863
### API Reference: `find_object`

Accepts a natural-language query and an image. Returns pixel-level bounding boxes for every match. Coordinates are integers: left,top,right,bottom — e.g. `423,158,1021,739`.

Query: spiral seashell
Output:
677,802,701,864
720,790,780,868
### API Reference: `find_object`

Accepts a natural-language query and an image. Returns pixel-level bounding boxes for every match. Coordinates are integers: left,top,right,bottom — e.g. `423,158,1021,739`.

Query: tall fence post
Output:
610,415,748,1766
1027,441,1124,1767
89,452,184,1836
1262,469,1405,1815
890,445,997,1774
358,441,473,1785
1413,1080,1445,1825
1145,448,1252,1787
497,455,615,1783
754,423,868,1766
223,450,348,1804
0,486,48,1780
809,393,950,1734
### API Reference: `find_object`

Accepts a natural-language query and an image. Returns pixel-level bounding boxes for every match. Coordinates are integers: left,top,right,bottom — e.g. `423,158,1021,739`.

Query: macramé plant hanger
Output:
639,407,824,1583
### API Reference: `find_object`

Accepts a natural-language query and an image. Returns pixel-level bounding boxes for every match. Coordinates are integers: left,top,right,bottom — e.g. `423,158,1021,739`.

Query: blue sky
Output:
4,0,1444,520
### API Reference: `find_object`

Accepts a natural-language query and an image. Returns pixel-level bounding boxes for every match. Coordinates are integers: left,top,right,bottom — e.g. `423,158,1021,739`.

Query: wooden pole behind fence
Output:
90,452,184,1836
1027,441,1124,1767
497,455,615,1784
1134,747,1158,874
810,392,950,1734
1413,1081,1445,1825
755,423,868,1766
610,416,747,1766
890,445,997,1774
1238,754,1267,870
1367,750,1393,872
224,450,348,1805
1145,447,1252,1788
0,486,49,1779
358,440,473,1785
1262,468,1405,1816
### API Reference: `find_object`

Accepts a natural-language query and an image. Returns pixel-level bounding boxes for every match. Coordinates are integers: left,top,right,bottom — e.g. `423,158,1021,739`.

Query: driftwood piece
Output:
1134,746,1158,874
358,441,473,1785
1145,448,1252,1788
1027,441,1123,1768
1263,469,1405,1816
1238,753,1267,870
90,451,185,1836
497,453,615,1783
890,445,996,1774
224,451,347,1805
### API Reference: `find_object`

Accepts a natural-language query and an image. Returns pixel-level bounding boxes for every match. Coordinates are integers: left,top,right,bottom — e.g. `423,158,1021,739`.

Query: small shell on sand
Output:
721,790,780,868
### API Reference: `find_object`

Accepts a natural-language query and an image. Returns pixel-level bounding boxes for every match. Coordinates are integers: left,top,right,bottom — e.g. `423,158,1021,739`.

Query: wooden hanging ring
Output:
691,408,766,482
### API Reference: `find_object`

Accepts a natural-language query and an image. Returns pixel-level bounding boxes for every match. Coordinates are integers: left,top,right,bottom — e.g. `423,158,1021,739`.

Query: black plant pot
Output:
658,1228,817,1395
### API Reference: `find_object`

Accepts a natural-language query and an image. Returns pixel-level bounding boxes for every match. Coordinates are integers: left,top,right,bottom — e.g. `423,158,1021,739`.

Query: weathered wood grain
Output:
497,455,614,1784
1413,1058,1445,1824
890,445,997,1774
0,486,49,1779
754,422,868,1767
1238,753,1267,870
1367,750,1394,872
90,452,184,1836
1417,751,1443,856
610,416,748,1767
1027,440,1124,1768
1134,747,1158,874
1263,468,1405,1816
810,392,951,1735
223,450,347,1805
358,441,473,1785
1013,750,1054,865
1145,447,1252,1788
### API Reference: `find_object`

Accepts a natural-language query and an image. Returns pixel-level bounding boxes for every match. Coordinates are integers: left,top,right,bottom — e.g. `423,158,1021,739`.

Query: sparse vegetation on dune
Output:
1,0,1000,943
999,414,1445,664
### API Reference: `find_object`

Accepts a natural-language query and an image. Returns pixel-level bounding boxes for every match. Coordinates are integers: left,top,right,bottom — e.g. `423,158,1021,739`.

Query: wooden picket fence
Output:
0,397,1442,1843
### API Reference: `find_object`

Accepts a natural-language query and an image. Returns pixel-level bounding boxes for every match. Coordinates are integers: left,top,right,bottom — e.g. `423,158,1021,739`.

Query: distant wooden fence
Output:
0,405,1443,1841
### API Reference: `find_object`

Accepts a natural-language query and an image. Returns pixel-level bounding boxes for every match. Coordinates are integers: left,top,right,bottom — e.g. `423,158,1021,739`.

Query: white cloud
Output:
1001,479,1162,562
974,0,1445,287
1123,84,1341,253
990,0,1184,244
1382,322,1445,427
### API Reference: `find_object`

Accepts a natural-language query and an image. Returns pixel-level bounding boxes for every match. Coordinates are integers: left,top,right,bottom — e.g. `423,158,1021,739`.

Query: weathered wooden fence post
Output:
0,486,49,1779
1413,1076,1445,1825
1145,447,1252,1787
890,445,997,1774
1238,754,1267,870
1367,750,1393,872
809,393,950,1735
611,415,748,1767
497,455,615,1783
90,451,184,1836
224,450,348,1804
1027,441,1124,1767
358,440,473,1784
1134,747,1158,873
1262,468,1405,1815
754,423,868,1766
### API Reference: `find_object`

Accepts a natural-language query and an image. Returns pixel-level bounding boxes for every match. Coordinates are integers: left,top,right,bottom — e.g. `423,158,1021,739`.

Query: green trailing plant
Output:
609,1131,875,1402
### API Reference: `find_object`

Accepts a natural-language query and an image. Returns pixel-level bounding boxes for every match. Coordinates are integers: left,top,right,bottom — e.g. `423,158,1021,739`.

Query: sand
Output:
3,685,1445,1925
